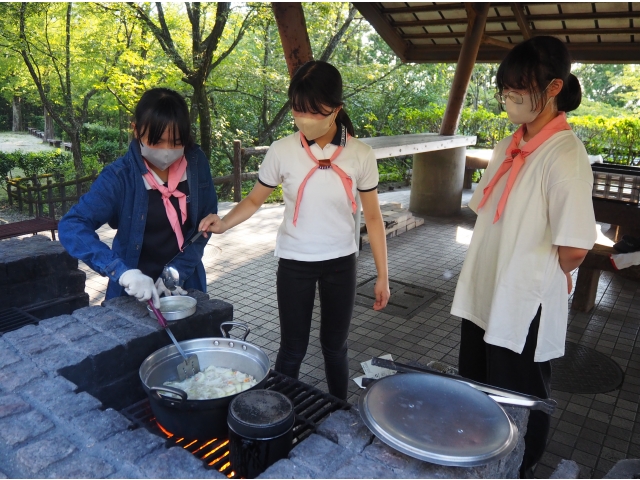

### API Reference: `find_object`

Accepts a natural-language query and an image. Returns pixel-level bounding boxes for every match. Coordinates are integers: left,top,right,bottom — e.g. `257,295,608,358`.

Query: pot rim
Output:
139,336,271,406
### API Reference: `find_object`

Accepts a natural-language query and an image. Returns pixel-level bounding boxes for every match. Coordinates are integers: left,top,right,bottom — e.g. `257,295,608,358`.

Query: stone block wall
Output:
0,294,233,478
0,235,88,319
260,407,528,479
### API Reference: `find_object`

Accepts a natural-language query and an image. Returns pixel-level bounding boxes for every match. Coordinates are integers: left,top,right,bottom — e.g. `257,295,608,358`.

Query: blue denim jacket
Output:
59,140,218,300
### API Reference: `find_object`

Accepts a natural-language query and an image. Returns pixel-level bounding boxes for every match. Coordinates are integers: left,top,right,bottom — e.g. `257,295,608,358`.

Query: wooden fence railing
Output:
6,170,98,219
5,140,278,219
230,140,268,202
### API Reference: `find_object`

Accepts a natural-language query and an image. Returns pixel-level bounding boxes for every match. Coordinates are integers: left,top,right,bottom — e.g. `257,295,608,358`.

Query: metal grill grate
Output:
0,307,40,335
121,370,350,477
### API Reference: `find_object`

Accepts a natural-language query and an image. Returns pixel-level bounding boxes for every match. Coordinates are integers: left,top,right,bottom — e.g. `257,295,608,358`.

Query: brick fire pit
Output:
0,292,528,478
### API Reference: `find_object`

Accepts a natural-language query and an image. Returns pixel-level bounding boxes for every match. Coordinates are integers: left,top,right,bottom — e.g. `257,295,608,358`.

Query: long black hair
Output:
288,61,355,136
496,36,581,113
134,88,194,148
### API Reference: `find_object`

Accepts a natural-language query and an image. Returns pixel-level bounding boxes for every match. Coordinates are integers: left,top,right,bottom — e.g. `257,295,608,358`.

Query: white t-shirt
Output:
258,127,379,261
451,130,597,362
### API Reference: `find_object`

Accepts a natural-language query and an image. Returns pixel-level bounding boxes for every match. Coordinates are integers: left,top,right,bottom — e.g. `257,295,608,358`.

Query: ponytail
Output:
557,73,582,112
337,109,355,136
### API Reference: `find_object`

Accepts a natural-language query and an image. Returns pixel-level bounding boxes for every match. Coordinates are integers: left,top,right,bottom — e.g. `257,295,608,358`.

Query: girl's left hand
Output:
373,277,390,311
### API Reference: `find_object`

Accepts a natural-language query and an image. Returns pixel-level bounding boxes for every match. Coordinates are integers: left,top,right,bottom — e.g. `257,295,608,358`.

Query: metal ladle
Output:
148,300,200,380
160,231,203,291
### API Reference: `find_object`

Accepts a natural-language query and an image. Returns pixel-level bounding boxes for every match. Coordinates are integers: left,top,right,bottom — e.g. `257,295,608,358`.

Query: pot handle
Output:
150,386,188,405
220,321,250,341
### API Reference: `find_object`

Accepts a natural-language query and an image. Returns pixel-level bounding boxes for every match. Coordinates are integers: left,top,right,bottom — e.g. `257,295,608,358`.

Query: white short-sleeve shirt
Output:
258,126,378,261
451,129,597,362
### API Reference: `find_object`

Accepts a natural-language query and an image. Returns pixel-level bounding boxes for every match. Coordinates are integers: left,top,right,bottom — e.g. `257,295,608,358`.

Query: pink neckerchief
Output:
293,133,356,226
477,112,572,223
142,156,188,249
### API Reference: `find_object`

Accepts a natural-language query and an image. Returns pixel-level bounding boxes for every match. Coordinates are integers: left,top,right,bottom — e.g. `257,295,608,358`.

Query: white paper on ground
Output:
352,353,396,389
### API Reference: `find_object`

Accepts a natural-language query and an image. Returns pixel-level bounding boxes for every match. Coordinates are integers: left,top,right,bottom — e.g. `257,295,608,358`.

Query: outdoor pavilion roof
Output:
355,2,640,63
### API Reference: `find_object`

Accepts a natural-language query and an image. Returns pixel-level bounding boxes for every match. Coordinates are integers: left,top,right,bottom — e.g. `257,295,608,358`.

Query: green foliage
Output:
0,150,71,181
568,116,640,164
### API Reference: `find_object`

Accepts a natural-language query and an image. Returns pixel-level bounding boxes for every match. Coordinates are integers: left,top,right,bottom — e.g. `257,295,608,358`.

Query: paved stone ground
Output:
13,185,640,479
0,132,57,154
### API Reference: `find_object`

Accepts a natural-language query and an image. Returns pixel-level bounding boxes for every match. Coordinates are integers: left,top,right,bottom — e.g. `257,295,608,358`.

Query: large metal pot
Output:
139,322,270,439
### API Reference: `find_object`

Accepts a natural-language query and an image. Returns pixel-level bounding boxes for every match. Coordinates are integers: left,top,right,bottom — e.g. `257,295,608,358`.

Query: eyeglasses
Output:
494,91,525,105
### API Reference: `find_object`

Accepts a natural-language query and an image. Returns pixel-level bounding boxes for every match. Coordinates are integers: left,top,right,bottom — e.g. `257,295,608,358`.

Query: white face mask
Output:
505,96,553,125
504,81,555,125
140,142,184,171
294,109,337,140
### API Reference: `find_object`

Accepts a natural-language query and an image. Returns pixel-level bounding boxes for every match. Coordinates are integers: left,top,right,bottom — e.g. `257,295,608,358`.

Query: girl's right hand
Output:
199,214,227,237
565,271,573,294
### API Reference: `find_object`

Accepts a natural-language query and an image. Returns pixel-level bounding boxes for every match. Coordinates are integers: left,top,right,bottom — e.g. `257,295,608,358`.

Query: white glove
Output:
155,278,188,297
119,269,160,308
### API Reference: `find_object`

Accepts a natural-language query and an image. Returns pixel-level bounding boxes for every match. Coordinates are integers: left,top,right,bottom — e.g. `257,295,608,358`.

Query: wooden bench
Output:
0,218,59,241
572,243,640,312
463,149,492,189
63,142,72,151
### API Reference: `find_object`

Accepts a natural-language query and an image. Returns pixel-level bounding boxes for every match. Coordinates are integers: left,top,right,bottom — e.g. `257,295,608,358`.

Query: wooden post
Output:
272,3,314,78
47,177,54,218
17,181,23,213
572,268,601,313
439,3,490,135
233,140,242,203
7,179,12,207
34,175,44,217
27,184,34,217
58,174,67,215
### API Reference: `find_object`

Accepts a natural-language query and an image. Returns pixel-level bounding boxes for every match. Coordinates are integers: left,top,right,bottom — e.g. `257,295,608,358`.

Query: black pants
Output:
458,307,551,477
275,253,357,400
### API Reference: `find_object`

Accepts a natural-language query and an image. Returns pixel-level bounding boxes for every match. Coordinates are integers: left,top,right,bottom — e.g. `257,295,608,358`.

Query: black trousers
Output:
458,307,551,476
275,253,357,400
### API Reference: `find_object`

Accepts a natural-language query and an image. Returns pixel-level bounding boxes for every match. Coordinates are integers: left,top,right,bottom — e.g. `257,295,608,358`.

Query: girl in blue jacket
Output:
59,88,218,307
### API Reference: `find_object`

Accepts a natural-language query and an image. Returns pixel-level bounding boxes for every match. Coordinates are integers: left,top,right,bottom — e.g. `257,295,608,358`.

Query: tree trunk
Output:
44,106,55,142
12,96,23,132
194,83,212,159
70,129,84,176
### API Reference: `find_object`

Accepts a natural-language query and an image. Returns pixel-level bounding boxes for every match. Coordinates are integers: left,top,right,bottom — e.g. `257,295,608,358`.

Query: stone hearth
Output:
0,290,528,478
0,236,88,320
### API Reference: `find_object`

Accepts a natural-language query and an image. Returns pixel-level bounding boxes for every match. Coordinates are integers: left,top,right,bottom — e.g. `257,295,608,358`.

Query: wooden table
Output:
360,133,477,216
572,198,640,312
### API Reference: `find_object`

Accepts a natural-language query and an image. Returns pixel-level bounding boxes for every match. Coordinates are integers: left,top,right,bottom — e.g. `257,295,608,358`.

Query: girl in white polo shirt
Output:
451,36,596,477
199,61,390,400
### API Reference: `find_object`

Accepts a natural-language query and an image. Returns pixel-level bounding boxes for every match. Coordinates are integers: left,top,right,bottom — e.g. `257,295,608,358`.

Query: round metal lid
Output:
228,390,295,439
358,373,518,466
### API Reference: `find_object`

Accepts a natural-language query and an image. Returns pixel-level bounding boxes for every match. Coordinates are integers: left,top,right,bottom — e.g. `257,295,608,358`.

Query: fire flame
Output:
155,421,232,475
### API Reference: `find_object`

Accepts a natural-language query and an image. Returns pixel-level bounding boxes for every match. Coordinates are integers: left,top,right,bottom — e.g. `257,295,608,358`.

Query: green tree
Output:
0,2,129,174
127,2,255,160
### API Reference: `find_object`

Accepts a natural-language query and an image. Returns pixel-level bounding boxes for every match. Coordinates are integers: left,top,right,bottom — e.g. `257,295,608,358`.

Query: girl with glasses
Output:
451,36,597,477
199,61,390,400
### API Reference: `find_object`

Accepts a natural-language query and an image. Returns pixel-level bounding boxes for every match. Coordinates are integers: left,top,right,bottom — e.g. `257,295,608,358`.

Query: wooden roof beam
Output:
380,3,465,15
389,9,640,28
401,27,640,39
402,42,640,63
354,3,408,62
511,3,532,39
482,35,515,49
272,3,313,78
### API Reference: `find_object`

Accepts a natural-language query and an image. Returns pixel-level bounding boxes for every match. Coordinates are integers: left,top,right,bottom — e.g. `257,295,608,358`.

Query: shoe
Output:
613,235,640,253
